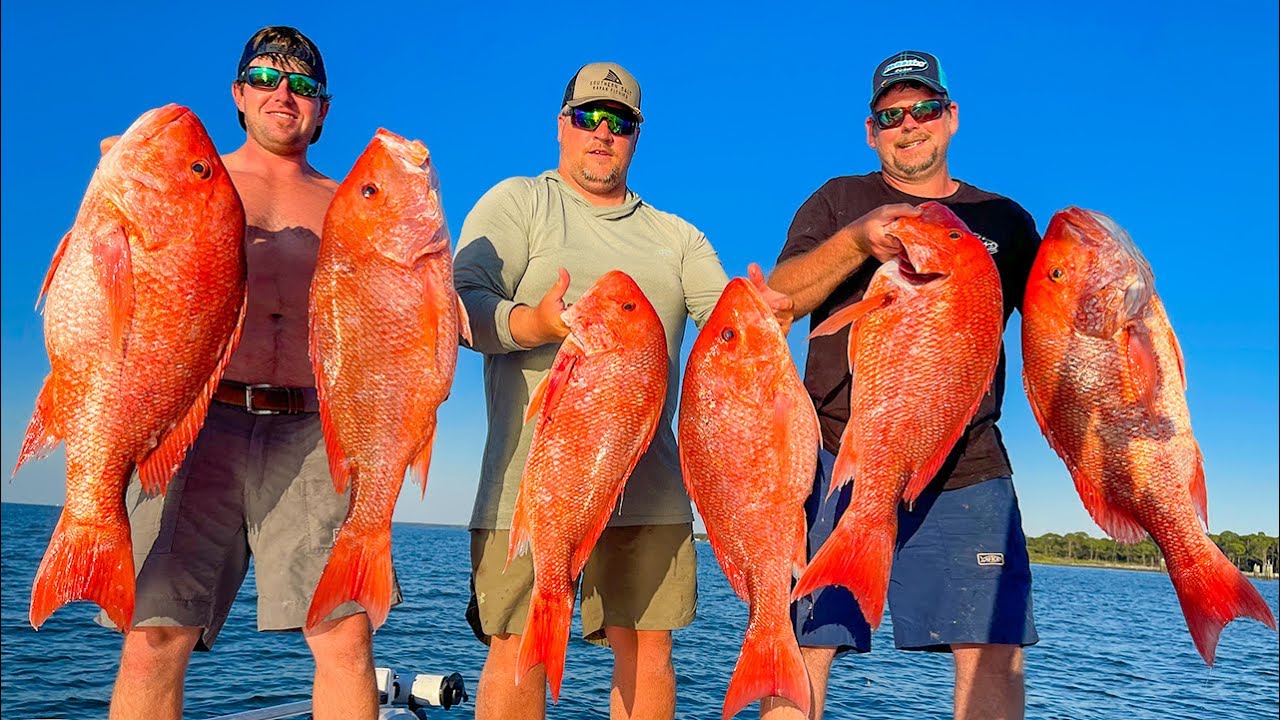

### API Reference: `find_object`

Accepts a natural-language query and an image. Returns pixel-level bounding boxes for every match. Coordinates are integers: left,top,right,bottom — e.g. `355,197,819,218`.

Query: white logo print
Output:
883,57,928,76
977,552,1005,566
973,233,999,255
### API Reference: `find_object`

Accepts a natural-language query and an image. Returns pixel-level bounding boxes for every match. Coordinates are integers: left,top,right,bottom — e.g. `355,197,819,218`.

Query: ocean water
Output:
1,502,1276,720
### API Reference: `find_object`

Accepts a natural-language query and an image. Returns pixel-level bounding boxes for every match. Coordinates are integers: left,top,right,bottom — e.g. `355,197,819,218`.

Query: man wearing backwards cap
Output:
763,51,1041,720
455,61,793,718
100,26,394,720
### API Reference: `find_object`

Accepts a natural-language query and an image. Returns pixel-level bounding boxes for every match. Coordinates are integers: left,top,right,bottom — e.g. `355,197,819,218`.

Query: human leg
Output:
248,411,396,715
580,524,698,720
303,613,378,720
109,626,201,720
953,643,1024,720
887,477,1037,718
102,404,253,718
602,627,675,720
466,529,547,720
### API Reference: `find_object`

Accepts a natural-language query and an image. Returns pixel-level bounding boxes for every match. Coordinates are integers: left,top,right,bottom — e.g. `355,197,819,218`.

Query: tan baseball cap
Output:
561,62,644,122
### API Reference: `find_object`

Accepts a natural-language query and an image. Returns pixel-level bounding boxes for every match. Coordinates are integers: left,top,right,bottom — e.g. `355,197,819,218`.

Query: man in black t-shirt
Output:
761,51,1040,720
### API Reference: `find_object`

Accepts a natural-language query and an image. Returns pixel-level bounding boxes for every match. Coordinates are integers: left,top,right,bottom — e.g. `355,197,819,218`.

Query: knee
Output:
614,629,672,665
305,614,374,674
953,643,1023,675
119,627,199,676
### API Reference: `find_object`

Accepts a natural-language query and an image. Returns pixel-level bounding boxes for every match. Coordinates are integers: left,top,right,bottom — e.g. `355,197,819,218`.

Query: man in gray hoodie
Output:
454,61,792,719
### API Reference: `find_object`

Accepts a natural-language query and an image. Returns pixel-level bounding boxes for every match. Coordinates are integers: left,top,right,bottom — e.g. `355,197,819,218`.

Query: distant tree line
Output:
1026,531,1279,572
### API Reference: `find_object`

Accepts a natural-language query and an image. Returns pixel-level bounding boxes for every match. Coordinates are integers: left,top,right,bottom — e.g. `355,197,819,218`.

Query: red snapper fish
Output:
306,129,470,630
679,278,817,720
510,270,668,701
1022,207,1276,664
790,202,1004,627
14,104,247,631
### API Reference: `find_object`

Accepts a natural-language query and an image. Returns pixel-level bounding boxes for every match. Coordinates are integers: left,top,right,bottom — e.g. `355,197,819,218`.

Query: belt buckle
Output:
244,383,282,415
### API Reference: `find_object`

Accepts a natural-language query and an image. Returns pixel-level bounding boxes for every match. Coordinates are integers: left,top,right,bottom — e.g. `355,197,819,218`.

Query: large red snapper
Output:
306,129,470,630
679,278,817,720
790,202,1004,628
509,270,668,702
1022,207,1276,664
14,104,247,631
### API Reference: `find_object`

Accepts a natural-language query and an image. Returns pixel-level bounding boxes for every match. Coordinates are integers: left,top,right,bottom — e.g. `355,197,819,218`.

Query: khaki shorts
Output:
96,401,402,649
466,523,697,646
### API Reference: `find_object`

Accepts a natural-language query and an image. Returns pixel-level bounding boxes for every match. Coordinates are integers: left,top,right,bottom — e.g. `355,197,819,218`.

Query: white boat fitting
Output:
204,667,468,720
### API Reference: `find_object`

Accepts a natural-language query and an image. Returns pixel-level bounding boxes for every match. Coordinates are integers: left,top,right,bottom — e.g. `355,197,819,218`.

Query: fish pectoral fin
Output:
524,336,585,426
92,225,135,355
36,231,72,312
1123,324,1160,414
455,293,473,347
137,287,248,495
808,291,893,340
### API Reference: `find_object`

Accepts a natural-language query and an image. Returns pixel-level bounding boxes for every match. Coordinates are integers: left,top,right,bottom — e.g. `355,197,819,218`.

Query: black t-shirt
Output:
777,172,1041,491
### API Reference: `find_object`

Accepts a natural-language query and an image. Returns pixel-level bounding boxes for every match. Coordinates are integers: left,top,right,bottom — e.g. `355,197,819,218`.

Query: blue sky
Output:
2,2,1276,536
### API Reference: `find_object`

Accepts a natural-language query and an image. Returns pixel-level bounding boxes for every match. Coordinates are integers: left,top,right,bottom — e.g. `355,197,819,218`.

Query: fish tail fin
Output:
722,608,810,720
791,518,894,630
517,586,573,703
305,525,394,631
1168,539,1277,666
30,510,134,632
14,376,61,476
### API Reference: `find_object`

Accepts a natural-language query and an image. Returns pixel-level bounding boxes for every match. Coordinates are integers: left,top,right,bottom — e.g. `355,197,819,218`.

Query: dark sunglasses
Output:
872,98,950,130
239,66,327,99
567,106,639,136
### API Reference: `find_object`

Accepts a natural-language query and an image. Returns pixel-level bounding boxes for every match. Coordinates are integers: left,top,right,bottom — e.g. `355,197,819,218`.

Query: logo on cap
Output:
883,56,929,76
603,69,624,85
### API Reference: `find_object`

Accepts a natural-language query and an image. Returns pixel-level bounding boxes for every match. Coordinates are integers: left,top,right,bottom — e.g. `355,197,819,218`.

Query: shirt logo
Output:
883,56,929,76
977,552,1005,566
973,233,999,255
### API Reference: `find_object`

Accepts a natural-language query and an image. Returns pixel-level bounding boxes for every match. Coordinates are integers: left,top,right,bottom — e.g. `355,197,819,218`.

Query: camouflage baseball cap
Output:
561,62,643,122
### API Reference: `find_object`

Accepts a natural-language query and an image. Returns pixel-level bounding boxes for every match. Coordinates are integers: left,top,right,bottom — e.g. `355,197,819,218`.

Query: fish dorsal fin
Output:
136,286,247,494
36,232,72,312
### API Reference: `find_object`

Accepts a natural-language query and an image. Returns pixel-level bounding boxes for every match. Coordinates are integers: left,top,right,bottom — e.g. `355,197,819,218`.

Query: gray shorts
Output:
96,401,402,649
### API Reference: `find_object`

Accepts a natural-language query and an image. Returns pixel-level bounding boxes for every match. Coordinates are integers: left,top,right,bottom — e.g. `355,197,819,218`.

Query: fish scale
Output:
790,201,1005,628
305,128,469,632
1022,207,1276,665
508,270,668,702
15,104,247,632
679,278,817,720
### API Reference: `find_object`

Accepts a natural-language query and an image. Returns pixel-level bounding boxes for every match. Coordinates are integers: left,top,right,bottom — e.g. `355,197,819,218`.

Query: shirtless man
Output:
99,26,394,720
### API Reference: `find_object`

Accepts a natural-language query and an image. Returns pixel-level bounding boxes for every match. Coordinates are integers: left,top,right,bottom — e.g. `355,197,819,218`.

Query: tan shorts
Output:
95,401,402,649
465,523,697,646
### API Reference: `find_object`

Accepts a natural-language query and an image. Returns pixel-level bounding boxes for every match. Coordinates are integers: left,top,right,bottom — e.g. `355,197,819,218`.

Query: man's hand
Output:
510,268,572,348
845,203,920,262
100,135,121,156
749,263,795,336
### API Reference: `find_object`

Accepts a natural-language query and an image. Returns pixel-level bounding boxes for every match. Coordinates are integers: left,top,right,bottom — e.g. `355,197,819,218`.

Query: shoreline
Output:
1030,556,1279,581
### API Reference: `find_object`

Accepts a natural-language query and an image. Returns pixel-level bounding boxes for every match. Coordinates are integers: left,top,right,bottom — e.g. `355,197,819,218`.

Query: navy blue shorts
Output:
791,448,1039,653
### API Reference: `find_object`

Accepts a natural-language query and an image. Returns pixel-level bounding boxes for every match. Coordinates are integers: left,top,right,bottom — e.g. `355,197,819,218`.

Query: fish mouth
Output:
374,128,430,171
889,245,943,285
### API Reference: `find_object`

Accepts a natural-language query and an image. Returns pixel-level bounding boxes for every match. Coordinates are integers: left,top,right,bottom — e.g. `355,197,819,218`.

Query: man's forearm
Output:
770,227,871,319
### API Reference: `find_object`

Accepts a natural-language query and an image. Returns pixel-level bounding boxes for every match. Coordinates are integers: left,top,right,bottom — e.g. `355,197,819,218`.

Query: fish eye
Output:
191,161,212,180
622,302,635,311
720,328,736,342
948,231,961,240
361,184,378,199
1050,267,1065,281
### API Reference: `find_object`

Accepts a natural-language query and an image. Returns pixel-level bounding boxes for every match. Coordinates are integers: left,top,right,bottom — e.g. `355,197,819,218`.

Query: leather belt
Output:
213,380,320,415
